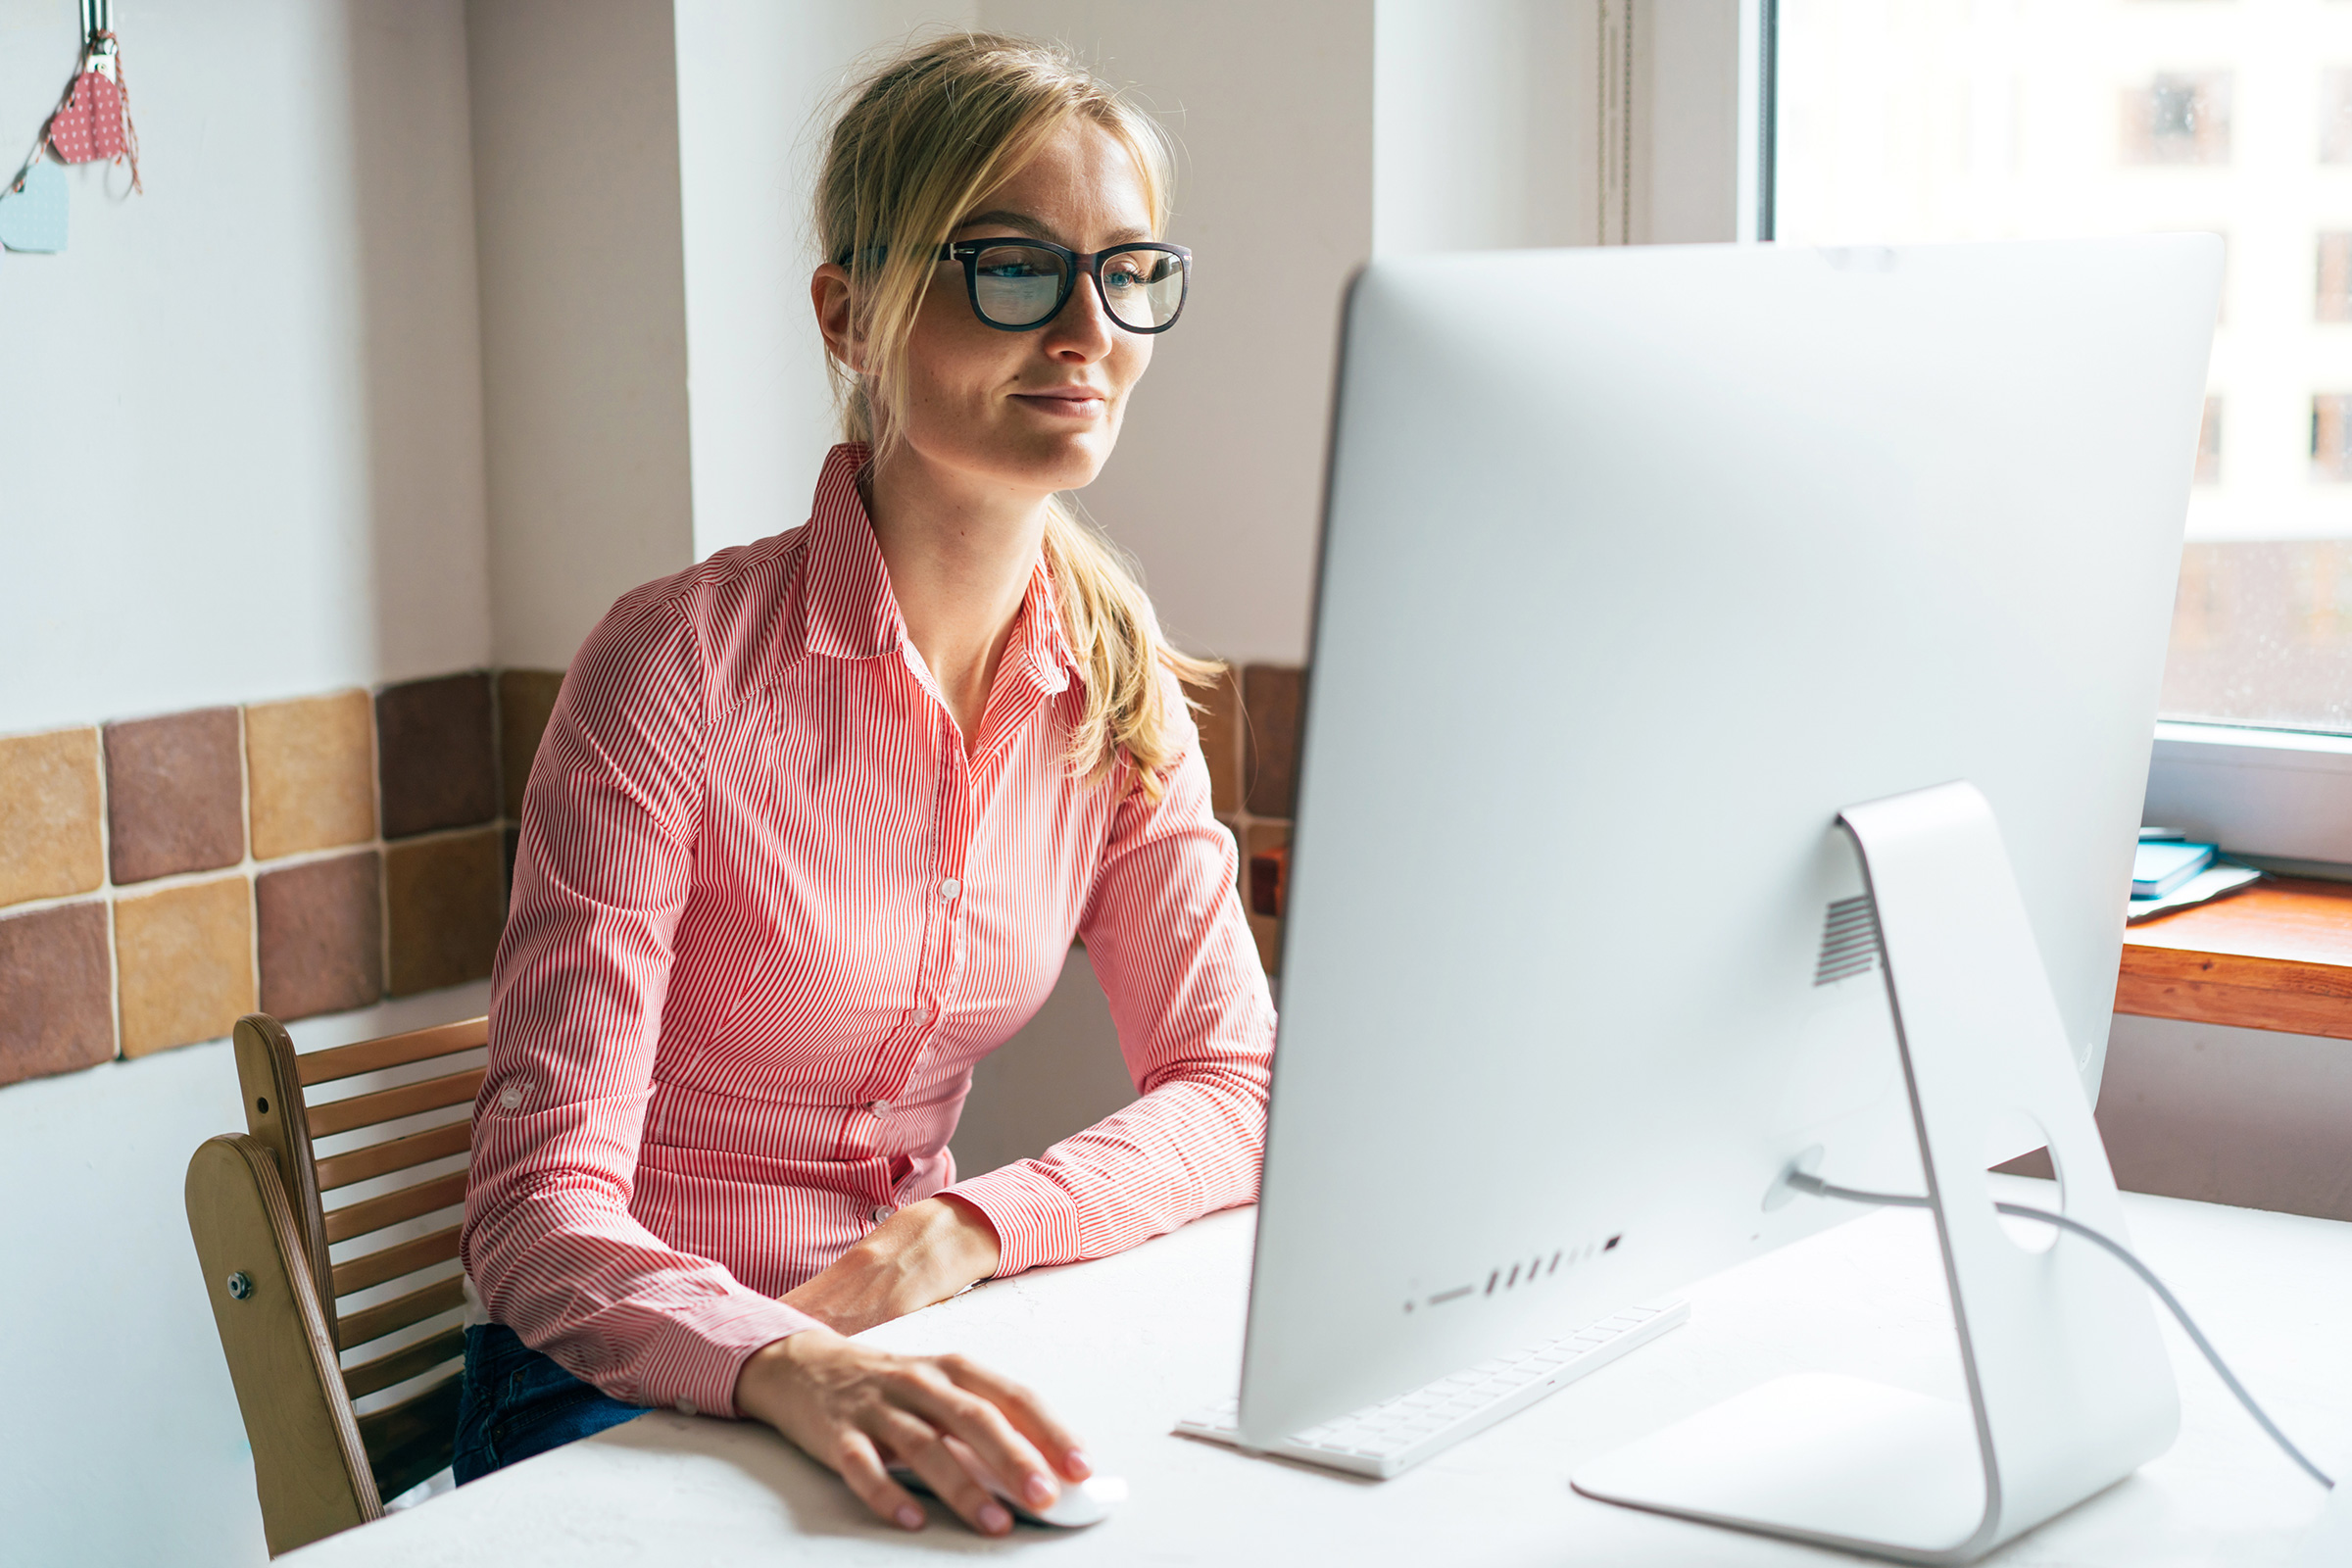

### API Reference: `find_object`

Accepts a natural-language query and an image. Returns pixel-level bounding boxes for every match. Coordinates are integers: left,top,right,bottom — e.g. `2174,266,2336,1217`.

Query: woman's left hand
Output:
783,1195,1004,1336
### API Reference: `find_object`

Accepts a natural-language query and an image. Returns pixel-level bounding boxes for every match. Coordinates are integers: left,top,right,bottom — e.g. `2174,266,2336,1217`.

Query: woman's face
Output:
883,120,1159,499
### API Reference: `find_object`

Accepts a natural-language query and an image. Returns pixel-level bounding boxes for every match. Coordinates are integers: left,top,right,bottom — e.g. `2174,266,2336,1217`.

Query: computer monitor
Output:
1239,236,2221,1559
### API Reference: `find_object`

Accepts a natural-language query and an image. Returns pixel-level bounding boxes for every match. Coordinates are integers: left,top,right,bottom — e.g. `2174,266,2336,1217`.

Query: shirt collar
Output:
799,441,1083,697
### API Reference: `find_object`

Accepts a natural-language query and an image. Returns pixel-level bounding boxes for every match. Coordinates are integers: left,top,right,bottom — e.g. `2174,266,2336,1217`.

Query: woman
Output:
453,31,1274,1539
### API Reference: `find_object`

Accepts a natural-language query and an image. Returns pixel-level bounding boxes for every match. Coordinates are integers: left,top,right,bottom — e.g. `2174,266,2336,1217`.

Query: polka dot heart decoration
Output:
18,2,142,197
48,69,126,167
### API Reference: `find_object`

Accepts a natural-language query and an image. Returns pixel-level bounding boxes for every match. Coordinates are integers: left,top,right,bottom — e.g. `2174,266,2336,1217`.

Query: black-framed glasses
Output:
940,238,1191,333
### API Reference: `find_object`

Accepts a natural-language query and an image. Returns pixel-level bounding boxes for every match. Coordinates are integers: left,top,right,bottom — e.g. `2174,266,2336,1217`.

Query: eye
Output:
979,259,1052,280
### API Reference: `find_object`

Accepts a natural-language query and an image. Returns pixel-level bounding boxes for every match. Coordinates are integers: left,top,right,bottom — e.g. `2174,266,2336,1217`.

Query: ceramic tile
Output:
1243,664,1303,819
378,673,498,839
498,669,564,817
386,829,507,996
1249,911,1284,978
0,727,103,906
258,852,383,1022
247,691,376,860
104,707,244,884
0,903,115,1085
1194,667,1244,814
1247,822,1293,919
116,875,256,1057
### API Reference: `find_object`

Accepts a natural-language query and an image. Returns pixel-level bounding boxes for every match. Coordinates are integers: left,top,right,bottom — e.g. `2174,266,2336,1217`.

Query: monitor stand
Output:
1572,781,2180,1564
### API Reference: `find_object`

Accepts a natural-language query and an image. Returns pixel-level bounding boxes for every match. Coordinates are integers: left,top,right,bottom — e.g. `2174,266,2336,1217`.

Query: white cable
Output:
1785,1171,2335,1492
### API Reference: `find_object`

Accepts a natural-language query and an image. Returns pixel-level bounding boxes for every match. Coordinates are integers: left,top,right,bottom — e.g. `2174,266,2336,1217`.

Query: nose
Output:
1042,265,1117,363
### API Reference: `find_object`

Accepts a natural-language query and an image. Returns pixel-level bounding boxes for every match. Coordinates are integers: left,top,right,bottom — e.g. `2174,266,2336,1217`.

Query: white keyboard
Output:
1174,1298,1690,1479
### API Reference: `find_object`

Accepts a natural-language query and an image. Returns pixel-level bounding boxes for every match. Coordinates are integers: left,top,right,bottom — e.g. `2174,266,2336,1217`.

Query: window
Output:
1776,0,2352,737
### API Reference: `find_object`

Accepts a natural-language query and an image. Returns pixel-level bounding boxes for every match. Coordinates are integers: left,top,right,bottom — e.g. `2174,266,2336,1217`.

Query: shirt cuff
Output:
945,1163,1084,1277
616,1289,823,1420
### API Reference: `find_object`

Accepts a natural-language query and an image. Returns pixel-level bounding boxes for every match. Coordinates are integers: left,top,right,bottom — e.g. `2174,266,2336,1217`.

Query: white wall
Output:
468,0,698,672
1374,0,1603,256
673,0,978,563
0,0,491,736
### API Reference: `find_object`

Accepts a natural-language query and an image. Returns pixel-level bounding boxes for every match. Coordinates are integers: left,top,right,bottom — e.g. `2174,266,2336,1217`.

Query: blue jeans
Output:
452,1323,646,1483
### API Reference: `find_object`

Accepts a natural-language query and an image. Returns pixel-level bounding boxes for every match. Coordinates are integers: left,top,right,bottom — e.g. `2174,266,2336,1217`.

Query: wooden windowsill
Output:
2117,877,2352,1040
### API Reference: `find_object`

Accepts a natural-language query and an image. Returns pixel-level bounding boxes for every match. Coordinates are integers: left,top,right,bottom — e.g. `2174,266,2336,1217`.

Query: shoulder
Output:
574,527,814,711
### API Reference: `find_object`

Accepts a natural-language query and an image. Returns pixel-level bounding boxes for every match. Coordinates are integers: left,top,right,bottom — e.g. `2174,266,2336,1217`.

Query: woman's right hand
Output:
733,1326,1091,1536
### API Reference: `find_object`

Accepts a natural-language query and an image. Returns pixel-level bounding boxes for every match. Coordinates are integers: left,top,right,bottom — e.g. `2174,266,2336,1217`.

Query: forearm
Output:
781,1195,1003,1337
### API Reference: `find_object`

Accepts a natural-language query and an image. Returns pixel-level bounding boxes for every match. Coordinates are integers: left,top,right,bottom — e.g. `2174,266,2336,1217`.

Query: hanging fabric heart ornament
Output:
47,69,124,165
0,160,69,253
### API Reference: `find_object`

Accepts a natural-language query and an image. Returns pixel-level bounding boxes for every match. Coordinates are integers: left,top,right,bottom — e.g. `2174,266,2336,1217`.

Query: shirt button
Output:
871,1204,895,1223
911,1002,932,1024
498,1085,523,1111
939,877,960,900
866,1100,889,1113
675,1398,698,1417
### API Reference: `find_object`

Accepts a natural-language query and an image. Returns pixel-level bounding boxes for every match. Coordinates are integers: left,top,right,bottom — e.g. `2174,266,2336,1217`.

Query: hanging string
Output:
82,30,142,194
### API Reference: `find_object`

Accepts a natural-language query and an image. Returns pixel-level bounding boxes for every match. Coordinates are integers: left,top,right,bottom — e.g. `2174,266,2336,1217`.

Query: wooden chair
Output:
185,1012,487,1554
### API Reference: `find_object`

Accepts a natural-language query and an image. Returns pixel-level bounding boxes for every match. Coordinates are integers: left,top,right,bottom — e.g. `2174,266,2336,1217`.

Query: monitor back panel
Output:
1239,237,2223,1444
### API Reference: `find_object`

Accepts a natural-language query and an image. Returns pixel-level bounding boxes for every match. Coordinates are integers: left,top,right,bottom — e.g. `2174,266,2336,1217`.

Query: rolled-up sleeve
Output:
947,700,1277,1274
461,590,818,1418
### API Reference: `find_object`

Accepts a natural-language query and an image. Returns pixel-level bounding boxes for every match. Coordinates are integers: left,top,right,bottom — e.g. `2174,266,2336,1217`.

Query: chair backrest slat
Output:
316,1120,471,1193
298,1017,489,1088
203,1011,490,1545
343,1325,466,1401
323,1169,466,1246
339,1275,466,1350
308,1067,485,1140
331,1224,462,1299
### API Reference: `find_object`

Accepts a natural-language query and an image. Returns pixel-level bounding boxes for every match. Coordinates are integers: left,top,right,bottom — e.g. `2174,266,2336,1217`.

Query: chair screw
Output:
226,1271,254,1300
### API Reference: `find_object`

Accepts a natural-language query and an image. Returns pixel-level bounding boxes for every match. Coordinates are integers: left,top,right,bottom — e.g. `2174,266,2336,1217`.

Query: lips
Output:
1013,386,1108,416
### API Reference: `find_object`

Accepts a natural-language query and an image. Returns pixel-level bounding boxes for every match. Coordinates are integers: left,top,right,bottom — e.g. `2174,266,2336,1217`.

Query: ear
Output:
812,263,864,372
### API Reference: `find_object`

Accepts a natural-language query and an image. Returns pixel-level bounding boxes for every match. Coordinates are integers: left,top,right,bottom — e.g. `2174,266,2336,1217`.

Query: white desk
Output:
289,1180,2352,1566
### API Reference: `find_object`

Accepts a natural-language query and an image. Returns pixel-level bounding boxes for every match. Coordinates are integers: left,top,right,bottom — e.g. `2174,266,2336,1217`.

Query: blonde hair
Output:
815,31,1219,800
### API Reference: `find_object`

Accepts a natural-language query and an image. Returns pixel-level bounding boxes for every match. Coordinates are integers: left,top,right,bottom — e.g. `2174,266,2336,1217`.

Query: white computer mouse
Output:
887,1462,1128,1528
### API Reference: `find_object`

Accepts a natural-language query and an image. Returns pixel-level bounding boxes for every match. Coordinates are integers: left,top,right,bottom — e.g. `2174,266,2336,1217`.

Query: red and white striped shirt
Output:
462,445,1276,1419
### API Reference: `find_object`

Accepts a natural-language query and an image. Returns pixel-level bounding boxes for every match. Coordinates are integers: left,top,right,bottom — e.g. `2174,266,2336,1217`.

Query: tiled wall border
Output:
0,660,1304,1092
1198,664,1305,977
0,670,564,1091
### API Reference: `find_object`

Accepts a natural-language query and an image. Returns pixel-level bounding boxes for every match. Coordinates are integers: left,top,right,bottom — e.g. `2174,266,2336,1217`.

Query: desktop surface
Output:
286,1182,2351,1567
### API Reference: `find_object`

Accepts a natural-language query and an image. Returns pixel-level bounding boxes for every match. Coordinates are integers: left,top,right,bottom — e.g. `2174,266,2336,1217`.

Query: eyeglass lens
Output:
970,244,1186,330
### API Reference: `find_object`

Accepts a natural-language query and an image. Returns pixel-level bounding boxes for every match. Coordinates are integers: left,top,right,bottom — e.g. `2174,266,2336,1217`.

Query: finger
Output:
829,1427,928,1533
888,1364,1057,1509
938,1353,1091,1481
869,1408,1013,1537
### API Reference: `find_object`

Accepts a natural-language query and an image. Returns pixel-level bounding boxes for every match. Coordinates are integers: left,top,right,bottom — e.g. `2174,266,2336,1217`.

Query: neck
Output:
861,442,1053,745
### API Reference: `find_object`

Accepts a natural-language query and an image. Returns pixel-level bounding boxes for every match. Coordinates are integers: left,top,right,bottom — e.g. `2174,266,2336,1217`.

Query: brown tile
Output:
258,852,383,1022
0,903,115,1084
1247,822,1293,919
378,672,498,839
386,829,507,996
248,691,376,860
1249,911,1284,977
498,669,564,817
0,727,104,906
1243,664,1303,818
1194,667,1244,814
116,875,256,1058
105,707,245,885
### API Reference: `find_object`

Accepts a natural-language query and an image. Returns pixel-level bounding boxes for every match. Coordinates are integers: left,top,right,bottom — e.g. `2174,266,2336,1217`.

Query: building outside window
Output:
1777,0,2352,733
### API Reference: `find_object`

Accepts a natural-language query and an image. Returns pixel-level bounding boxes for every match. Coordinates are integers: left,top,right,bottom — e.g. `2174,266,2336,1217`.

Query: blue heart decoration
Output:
0,161,69,254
